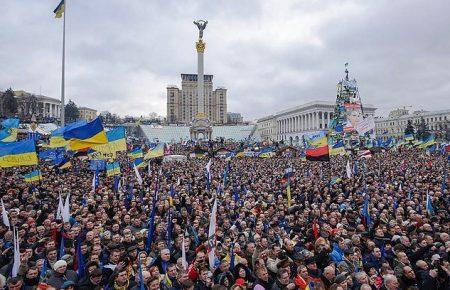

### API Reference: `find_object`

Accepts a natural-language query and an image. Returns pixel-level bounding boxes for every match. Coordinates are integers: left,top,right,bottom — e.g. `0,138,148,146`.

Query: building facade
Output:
227,112,243,124
257,101,377,142
13,90,62,122
78,107,97,121
167,74,227,125
375,109,450,140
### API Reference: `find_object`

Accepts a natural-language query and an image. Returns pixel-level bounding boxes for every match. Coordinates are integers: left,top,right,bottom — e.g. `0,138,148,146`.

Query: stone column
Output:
196,40,205,116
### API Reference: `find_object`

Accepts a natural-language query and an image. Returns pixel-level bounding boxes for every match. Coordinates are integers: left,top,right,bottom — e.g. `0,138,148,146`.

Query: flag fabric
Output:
286,181,292,207
205,158,212,181
58,157,72,169
145,189,158,252
128,148,143,159
418,135,436,149
258,147,276,158
134,164,143,185
329,140,346,156
181,237,188,271
59,235,65,258
359,150,372,159
362,196,371,227
90,127,127,159
106,162,121,177
405,133,414,141
63,117,108,151
426,192,434,215
304,131,329,161
62,193,70,223
1,198,10,228
24,170,42,183
39,259,47,281
75,238,85,278
144,143,165,160
92,170,99,191
0,118,19,142
346,160,352,179
0,139,38,167
169,185,175,206
53,0,65,18
133,157,145,169
138,256,145,290
207,199,218,269
56,194,63,220
12,227,20,277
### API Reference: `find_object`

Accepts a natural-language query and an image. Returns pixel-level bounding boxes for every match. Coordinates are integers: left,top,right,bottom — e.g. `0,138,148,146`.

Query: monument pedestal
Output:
190,113,212,141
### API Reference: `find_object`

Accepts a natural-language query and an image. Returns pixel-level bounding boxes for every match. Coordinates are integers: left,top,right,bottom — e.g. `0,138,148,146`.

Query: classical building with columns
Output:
12,90,62,122
257,101,377,142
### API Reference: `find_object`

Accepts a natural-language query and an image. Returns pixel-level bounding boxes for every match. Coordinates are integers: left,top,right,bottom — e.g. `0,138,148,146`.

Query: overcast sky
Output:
1,0,449,120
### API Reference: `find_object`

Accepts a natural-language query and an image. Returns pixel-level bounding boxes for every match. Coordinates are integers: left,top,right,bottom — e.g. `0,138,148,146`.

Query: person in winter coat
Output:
45,260,78,290
75,268,103,290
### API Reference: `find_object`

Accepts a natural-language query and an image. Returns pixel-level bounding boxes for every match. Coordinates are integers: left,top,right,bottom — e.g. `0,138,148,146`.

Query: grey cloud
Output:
1,0,449,119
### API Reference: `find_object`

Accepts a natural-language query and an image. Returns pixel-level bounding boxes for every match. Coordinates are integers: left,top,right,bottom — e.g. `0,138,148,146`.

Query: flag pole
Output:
60,0,66,127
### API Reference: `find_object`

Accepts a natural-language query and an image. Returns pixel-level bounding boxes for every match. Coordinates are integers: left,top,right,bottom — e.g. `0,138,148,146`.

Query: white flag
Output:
62,193,71,223
148,162,151,177
1,198,10,228
346,160,352,179
208,199,218,269
181,236,188,271
134,164,143,186
56,194,63,220
205,158,212,181
12,228,20,277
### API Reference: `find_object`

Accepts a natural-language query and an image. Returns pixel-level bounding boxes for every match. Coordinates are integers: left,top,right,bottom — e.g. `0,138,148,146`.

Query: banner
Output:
355,115,375,136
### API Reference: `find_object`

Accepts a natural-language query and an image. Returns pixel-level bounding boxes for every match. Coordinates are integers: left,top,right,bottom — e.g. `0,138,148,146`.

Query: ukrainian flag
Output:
0,139,38,167
24,170,42,183
58,158,72,169
128,148,143,159
329,140,346,156
418,135,436,149
133,157,145,168
46,120,87,148
106,162,121,177
405,133,414,141
259,147,275,158
63,117,108,151
53,0,65,18
144,143,164,160
0,118,20,142
105,127,126,151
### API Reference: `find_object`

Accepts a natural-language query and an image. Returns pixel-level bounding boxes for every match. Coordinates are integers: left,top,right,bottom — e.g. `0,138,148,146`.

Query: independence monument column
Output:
190,20,212,141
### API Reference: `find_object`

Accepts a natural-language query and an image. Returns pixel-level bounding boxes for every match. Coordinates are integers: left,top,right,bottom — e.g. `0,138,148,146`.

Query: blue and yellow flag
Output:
258,147,275,158
128,148,143,159
53,0,65,18
106,162,121,177
46,120,87,148
24,170,42,183
405,133,414,141
0,139,38,167
134,157,145,169
0,118,20,142
63,117,107,151
418,135,436,149
329,140,346,156
144,143,164,160
90,127,127,159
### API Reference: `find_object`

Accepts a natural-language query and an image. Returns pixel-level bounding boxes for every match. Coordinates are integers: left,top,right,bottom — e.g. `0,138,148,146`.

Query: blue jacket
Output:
329,243,345,263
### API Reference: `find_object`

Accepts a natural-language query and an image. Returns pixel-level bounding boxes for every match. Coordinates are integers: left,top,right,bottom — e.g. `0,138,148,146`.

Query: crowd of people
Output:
0,142,449,290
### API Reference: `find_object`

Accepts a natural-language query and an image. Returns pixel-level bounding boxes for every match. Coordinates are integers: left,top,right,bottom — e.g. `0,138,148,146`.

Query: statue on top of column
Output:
193,20,208,39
